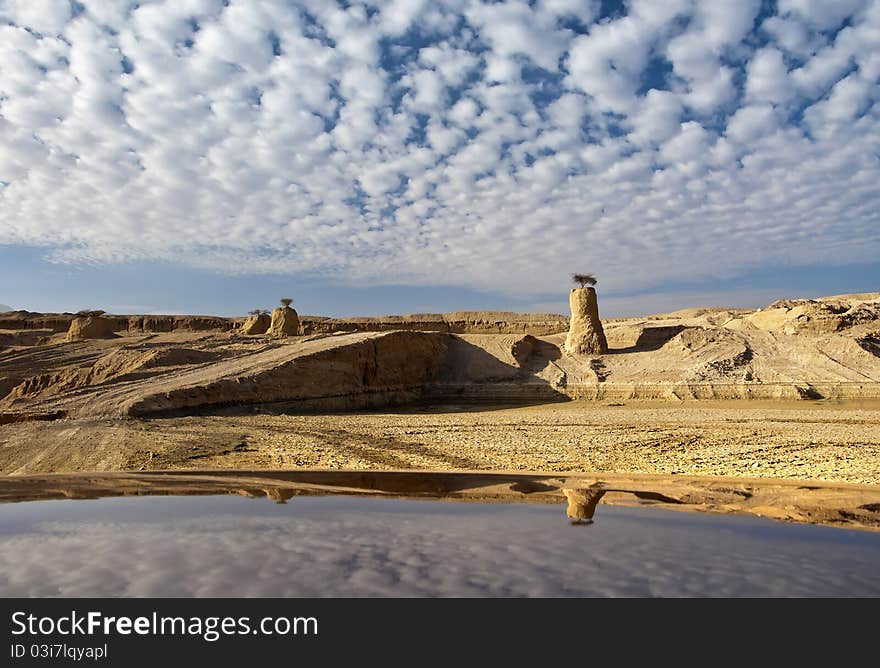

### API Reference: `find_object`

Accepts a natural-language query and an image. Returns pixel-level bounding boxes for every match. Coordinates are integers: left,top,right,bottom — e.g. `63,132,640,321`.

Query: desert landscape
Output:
4,0,880,608
1,289,879,530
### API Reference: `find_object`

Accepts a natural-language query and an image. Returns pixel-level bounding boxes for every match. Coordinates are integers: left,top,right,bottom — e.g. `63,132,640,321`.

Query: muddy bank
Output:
0,469,877,531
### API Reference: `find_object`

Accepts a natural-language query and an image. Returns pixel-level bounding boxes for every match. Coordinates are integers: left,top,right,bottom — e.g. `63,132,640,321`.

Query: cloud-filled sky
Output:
1,0,878,316
2,496,879,596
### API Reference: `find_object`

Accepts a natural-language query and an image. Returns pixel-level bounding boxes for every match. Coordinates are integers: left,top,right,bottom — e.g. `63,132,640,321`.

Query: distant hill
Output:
0,304,11,313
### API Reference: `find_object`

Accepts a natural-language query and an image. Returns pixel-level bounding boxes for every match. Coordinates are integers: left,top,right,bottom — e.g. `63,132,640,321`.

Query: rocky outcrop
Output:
564,288,608,355
857,333,880,357
511,334,538,365
122,331,450,417
4,292,880,421
127,315,234,333
748,297,880,335
604,324,686,351
300,312,569,335
0,331,453,416
1,347,219,406
0,310,568,336
88,347,218,384
0,312,80,332
3,369,89,403
66,316,117,341
240,313,271,335
0,312,237,334
0,330,54,348
269,306,300,337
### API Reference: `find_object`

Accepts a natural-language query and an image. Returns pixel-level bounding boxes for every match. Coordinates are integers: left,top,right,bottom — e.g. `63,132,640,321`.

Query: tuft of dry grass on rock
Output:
572,273,597,288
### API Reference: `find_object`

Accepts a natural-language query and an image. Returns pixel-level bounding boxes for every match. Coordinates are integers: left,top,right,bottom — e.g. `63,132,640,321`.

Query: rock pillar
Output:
269,306,300,337
564,287,608,355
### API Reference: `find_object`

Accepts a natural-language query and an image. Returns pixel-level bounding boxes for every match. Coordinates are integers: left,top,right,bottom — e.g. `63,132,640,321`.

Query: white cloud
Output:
402,67,447,112
698,0,763,49
539,0,599,24
466,0,573,72
778,0,868,30
567,14,654,114
0,0,71,35
0,0,878,297
663,1,762,114
804,71,876,137
725,104,779,145
447,96,480,127
379,0,429,37
745,47,795,104
628,89,684,146
761,15,823,57
659,121,710,165
426,119,465,155
418,44,480,86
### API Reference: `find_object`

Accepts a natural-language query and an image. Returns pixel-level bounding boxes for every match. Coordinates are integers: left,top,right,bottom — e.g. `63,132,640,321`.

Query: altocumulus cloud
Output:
0,0,879,295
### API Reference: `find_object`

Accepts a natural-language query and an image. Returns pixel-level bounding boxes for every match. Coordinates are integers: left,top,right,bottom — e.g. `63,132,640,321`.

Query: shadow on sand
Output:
607,325,686,354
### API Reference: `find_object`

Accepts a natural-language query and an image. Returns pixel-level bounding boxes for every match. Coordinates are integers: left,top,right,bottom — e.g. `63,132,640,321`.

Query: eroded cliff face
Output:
299,311,569,335
0,310,570,337
0,331,452,418
66,316,117,341
0,312,236,334
125,331,450,416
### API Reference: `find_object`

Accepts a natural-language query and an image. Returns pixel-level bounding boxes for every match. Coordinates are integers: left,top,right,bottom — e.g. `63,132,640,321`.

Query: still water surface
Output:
1,495,878,597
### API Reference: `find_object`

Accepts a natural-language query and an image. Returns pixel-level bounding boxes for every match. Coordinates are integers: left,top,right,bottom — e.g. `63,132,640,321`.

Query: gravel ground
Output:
2,400,878,483
89,401,880,483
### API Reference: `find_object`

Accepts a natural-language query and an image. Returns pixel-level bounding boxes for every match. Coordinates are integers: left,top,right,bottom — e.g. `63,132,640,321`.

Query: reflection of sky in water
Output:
1,496,878,597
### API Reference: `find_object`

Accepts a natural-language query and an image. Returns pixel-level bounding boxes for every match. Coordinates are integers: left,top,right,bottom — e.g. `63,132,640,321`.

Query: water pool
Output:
1,495,878,597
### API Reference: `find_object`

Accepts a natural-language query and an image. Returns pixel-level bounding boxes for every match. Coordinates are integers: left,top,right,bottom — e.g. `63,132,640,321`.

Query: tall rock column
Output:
565,287,608,355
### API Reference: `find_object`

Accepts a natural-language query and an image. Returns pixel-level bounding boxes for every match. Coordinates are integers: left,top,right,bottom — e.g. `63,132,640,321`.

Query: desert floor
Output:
2,399,878,484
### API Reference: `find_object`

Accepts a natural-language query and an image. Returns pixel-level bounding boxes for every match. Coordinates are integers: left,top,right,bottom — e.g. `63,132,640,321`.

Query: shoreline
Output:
1,468,878,532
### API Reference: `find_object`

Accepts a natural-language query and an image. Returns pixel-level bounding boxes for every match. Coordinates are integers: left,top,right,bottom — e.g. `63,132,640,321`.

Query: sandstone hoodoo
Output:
241,310,270,335
269,298,300,337
66,311,117,341
565,280,608,356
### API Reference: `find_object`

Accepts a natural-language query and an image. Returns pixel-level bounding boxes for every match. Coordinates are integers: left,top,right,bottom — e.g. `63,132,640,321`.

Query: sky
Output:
1,0,878,317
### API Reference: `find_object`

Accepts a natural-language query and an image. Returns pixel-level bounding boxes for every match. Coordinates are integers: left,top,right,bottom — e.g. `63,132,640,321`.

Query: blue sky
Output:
1,0,878,317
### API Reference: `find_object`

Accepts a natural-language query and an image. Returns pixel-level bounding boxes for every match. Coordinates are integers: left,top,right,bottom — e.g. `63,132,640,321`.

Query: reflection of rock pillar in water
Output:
563,487,606,521
565,287,608,355
264,488,296,504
